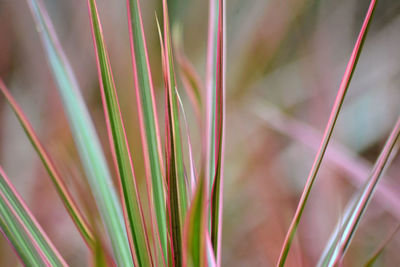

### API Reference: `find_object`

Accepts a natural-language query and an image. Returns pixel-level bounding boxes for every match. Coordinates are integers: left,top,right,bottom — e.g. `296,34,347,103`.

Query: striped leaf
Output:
277,0,377,265
26,0,132,265
127,0,168,259
207,0,225,264
162,0,188,226
0,79,94,248
87,0,152,265
0,166,66,266
158,1,188,263
183,178,207,267
318,116,400,266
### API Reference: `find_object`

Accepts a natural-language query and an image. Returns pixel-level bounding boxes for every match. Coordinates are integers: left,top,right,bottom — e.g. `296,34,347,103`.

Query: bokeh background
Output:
1,0,400,266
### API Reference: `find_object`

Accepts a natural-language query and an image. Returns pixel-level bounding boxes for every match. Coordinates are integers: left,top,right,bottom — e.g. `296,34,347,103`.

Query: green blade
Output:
0,79,94,248
87,0,152,265
183,176,210,267
161,0,188,228
127,0,168,259
0,209,44,266
158,1,190,264
205,0,220,193
277,0,377,264
207,0,225,264
0,166,66,266
319,117,400,266
25,0,132,265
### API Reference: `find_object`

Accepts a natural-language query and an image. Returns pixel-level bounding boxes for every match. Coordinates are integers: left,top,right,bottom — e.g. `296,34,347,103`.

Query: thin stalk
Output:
0,166,67,266
209,0,225,265
25,0,133,264
126,0,168,260
0,79,94,248
87,0,152,265
324,116,400,266
277,0,377,265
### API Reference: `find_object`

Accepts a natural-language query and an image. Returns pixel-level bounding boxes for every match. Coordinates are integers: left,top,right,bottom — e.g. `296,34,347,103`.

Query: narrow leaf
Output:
277,0,377,265
253,103,400,221
127,0,168,258
26,0,132,265
158,1,189,264
0,194,48,266
0,79,94,248
162,0,188,225
0,210,44,265
0,166,66,266
319,116,400,266
183,177,208,267
208,0,225,264
87,0,152,265
205,0,220,192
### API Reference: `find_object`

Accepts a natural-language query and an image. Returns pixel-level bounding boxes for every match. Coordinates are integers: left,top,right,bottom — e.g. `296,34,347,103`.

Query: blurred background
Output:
1,0,400,266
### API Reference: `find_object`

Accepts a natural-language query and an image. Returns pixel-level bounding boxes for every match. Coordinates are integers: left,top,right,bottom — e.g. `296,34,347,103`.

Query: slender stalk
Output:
87,0,152,265
0,79,94,248
159,2,186,264
25,1,133,264
277,1,377,265
325,116,400,266
126,0,168,260
209,0,225,265
0,166,67,266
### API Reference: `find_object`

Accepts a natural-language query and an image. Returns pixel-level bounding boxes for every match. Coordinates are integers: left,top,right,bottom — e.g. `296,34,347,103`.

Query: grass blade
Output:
0,166,66,266
25,0,132,265
254,103,400,221
158,1,189,264
162,0,188,228
183,177,208,267
205,0,220,192
0,79,94,248
0,210,44,265
277,1,377,265
207,0,225,264
127,0,168,258
319,116,400,266
0,192,49,266
87,0,153,265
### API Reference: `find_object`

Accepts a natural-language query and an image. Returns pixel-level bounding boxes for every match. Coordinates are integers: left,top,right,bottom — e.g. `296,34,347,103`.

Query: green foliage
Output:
0,167,66,266
0,0,224,266
1,0,398,266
